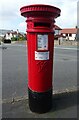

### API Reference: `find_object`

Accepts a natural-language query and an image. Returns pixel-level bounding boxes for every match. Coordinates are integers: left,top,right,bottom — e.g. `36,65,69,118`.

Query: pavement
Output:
0,42,78,119
2,90,78,118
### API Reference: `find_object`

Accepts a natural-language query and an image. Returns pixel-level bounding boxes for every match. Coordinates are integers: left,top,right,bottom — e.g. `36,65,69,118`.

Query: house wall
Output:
62,33,76,40
63,34,65,36
13,34,17,38
69,34,76,40
5,33,13,40
5,33,17,40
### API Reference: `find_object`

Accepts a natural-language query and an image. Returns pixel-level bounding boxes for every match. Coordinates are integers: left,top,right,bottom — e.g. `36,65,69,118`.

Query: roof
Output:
6,31,18,35
54,25,62,30
61,28,77,34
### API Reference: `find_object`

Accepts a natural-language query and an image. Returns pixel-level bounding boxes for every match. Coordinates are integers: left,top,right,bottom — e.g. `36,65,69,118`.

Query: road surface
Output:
1,43,77,100
0,43,78,118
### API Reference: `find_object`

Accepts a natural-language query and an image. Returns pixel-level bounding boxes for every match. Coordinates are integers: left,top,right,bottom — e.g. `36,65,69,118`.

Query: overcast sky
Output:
0,0,78,32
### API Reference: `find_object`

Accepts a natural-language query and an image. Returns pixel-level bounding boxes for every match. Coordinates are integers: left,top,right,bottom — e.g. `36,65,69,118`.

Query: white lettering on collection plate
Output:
35,51,49,60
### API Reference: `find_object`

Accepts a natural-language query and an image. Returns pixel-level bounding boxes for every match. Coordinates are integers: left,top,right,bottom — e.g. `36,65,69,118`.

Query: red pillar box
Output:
20,4,61,113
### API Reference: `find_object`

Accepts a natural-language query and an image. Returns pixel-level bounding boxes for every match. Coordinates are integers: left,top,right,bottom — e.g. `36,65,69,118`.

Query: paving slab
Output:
2,90,78,119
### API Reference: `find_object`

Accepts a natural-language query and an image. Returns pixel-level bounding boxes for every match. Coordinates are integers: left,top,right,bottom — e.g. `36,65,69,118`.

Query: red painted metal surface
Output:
20,4,61,18
27,33,54,92
20,4,61,92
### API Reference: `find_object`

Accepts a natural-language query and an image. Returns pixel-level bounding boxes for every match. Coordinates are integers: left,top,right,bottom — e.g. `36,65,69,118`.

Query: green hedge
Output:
11,36,26,41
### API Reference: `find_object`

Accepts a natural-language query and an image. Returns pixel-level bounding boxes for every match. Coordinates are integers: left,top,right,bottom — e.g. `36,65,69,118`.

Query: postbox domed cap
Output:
20,4,61,18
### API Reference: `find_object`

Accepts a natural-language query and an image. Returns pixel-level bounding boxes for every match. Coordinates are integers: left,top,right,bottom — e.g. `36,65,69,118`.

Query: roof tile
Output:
61,28,77,34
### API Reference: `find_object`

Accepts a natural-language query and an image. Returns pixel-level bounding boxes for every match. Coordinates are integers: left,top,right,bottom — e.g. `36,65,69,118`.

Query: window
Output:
69,33,72,37
66,33,68,36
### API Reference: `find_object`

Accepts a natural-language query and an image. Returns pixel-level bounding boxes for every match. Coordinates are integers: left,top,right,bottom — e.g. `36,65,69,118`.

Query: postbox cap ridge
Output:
20,4,61,18
20,4,60,10
20,4,61,13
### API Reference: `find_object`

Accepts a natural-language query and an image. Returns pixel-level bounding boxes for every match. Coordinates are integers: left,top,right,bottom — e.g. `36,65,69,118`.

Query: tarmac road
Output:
1,43,77,100
0,43,78,118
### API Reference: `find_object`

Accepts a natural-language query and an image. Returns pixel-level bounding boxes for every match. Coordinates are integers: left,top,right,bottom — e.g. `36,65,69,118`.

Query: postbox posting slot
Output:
34,22,51,28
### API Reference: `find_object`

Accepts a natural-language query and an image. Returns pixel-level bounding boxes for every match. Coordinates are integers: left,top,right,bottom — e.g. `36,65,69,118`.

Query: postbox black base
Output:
28,88,52,113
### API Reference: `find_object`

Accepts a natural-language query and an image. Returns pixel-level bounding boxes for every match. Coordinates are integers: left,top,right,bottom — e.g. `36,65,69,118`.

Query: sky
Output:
0,0,78,32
